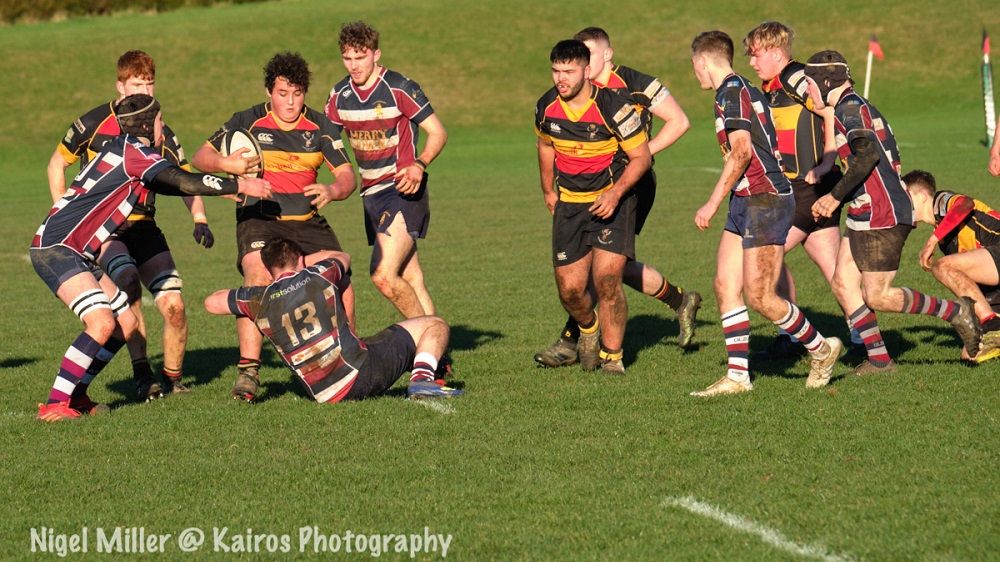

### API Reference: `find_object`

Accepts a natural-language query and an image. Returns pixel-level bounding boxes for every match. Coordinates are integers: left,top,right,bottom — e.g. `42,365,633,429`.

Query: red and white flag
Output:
869,34,885,61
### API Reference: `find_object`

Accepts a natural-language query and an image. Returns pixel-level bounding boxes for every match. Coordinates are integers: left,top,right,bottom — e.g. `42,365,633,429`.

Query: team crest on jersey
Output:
302,131,314,148
598,229,613,245
374,102,384,119
587,123,598,140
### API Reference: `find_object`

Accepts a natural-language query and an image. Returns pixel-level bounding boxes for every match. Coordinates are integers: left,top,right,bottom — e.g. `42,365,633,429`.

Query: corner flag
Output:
863,34,884,98
983,28,996,147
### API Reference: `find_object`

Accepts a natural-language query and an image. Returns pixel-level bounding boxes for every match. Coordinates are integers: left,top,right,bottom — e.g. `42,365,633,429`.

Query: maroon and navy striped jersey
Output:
714,73,791,197
325,68,435,196
207,103,351,220
226,258,365,404
535,86,648,203
833,89,912,230
57,101,190,219
33,136,172,259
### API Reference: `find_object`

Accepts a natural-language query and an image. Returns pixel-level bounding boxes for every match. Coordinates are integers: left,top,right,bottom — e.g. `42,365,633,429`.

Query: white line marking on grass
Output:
408,399,455,415
664,496,855,562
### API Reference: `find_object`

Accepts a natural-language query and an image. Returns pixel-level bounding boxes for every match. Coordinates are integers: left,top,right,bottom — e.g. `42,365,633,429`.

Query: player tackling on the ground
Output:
689,31,842,396
204,238,462,401
32,95,272,421
805,50,982,367
533,27,701,367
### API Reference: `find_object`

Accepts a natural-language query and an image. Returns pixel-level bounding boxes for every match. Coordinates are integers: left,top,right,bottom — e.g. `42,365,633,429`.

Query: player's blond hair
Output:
117,50,155,82
339,21,379,53
743,21,794,56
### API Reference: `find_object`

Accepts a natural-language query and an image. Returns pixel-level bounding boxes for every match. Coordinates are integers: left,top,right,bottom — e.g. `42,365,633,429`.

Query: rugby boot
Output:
806,337,844,388
231,366,260,402
135,376,163,402
533,338,578,367
949,297,982,357
407,380,463,400
975,329,1000,364
852,359,897,376
690,375,753,397
69,394,110,416
599,357,626,376
162,375,191,395
37,402,82,422
750,334,806,361
577,331,601,371
676,291,702,349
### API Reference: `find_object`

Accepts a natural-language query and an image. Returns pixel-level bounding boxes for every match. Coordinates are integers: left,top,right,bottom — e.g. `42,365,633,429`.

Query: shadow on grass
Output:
623,313,711,365
0,356,39,369
447,324,503,352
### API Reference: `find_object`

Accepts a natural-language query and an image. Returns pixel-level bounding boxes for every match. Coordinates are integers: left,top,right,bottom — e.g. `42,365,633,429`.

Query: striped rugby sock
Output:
48,333,102,404
722,307,751,383
849,305,892,367
72,336,125,398
409,352,439,382
775,302,824,354
900,288,958,322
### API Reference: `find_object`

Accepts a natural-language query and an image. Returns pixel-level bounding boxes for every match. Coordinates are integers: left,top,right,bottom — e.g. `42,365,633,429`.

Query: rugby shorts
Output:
552,191,637,266
236,215,343,272
846,224,913,272
363,174,430,246
343,325,416,400
723,192,794,249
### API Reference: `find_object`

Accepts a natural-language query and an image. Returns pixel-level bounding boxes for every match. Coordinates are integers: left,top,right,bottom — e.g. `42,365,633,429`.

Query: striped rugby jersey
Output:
57,101,189,220
762,61,826,181
534,85,648,203
33,136,172,259
714,73,791,197
207,103,351,220
932,190,1000,255
832,89,912,231
227,258,365,404
594,64,671,139
325,68,434,196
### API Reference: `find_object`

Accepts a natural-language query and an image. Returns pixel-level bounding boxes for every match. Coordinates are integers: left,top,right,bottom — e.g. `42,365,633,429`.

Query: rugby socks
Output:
560,315,580,343
900,288,958,322
849,305,892,367
409,352,439,382
578,315,599,336
48,333,102,404
775,302,825,354
72,336,125,398
131,357,156,381
722,307,751,383
598,346,623,362
163,366,183,383
653,279,684,311
237,358,259,373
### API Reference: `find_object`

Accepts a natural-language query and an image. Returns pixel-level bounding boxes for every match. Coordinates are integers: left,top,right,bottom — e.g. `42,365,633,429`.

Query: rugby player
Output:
743,22,873,361
32,95,272,421
805,51,982,367
192,52,356,402
534,39,652,375
47,50,212,400
325,21,447,322
533,27,701,368
689,31,842,396
904,170,1000,362
204,238,462,402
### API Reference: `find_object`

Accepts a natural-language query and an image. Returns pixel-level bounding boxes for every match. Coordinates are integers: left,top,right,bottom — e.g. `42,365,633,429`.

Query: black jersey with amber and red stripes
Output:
932,191,1000,255
227,258,365,404
535,85,648,203
832,89,911,231
762,61,825,181
714,73,791,197
594,64,671,138
326,68,435,196
57,101,189,219
34,136,172,259
207,103,351,221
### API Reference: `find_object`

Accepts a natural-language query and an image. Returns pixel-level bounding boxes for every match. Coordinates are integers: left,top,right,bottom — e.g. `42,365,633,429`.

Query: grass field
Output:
1,0,998,559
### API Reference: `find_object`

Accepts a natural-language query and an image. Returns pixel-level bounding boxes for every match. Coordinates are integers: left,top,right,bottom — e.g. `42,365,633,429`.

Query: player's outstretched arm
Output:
192,141,261,177
46,149,72,203
647,96,690,155
147,166,273,199
204,290,235,315
696,130,750,230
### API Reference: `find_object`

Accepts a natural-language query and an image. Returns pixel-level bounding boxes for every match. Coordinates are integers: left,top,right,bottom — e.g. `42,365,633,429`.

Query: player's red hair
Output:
117,50,155,82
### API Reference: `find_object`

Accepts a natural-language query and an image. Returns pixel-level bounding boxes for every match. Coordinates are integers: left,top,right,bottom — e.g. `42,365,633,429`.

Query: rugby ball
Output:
222,127,264,178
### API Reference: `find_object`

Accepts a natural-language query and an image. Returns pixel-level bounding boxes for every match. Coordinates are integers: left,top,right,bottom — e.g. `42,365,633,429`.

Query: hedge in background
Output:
0,0,267,24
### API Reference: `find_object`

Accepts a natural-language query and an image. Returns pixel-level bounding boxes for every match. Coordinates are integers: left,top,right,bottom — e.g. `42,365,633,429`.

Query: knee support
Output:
70,289,111,321
109,289,130,318
149,269,183,300
104,254,141,302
